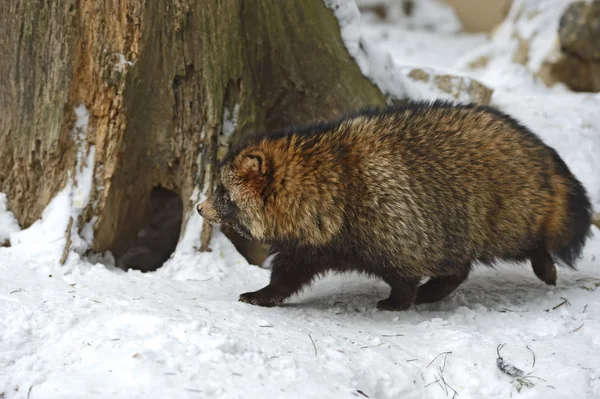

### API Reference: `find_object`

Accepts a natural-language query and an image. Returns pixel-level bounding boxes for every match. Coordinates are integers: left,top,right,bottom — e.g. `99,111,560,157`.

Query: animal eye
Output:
223,191,231,203
218,187,231,204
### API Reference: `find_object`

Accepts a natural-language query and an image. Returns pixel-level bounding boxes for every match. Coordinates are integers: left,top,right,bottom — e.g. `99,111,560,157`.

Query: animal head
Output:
196,144,275,242
196,137,344,246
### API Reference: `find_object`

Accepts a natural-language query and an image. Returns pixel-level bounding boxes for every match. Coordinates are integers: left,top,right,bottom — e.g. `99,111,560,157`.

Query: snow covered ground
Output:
2,1,600,398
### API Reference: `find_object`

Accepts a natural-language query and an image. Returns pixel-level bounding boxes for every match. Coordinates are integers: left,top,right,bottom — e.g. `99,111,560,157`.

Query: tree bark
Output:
0,0,385,267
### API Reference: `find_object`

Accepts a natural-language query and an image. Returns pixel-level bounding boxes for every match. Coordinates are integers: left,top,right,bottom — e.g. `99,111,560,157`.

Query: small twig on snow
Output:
500,307,528,313
576,277,600,284
569,323,584,334
426,366,458,398
526,345,536,367
437,367,459,398
424,377,441,388
547,297,570,311
360,343,384,349
356,389,369,398
308,333,317,356
426,351,452,369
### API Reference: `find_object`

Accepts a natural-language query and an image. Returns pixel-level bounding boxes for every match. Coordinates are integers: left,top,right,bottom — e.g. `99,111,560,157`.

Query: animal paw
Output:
239,289,284,307
537,263,557,286
376,297,411,311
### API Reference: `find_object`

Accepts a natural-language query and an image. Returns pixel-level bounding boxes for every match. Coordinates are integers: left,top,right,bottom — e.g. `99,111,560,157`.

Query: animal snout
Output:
196,200,219,223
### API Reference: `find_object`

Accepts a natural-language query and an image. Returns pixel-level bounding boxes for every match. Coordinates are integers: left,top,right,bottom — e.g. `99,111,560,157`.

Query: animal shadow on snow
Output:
285,266,588,315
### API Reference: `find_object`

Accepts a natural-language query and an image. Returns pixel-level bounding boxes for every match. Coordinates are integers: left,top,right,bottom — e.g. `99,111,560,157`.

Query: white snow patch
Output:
9,186,73,262
113,53,135,72
324,0,408,100
455,0,578,84
0,193,20,244
222,104,239,138
219,104,240,154
361,23,488,70
175,209,204,256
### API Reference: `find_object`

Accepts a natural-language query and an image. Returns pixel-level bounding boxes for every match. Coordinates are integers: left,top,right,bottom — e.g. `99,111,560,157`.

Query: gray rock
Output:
559,0,600,61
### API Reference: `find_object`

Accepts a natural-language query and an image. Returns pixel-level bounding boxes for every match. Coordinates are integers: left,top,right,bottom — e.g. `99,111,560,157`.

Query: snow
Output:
222,105,239,138
0,194,20,244
455,0,575,80
2,228,600,398
361,24,488,70
324,0,409,100
113,53,135,73
2,1,600,398
218,104,240,156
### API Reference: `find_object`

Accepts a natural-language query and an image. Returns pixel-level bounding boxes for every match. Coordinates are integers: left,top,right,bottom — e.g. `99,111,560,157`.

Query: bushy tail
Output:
548,150,593,268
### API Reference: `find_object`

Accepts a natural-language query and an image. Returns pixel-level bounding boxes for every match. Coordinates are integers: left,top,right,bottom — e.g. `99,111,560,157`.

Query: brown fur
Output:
197,100,593,310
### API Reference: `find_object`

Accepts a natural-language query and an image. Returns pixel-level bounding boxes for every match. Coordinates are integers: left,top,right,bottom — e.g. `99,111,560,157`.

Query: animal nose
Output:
196,204,203,215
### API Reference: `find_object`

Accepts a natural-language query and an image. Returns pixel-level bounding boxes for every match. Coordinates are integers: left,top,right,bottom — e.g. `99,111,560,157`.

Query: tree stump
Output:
0,0,385,269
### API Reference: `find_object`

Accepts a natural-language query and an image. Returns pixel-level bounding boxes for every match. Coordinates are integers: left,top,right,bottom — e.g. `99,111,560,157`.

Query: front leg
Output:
239,249,323,307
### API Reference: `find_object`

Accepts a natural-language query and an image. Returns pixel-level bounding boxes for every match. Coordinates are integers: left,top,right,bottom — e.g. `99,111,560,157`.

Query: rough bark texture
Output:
0,1,75,228
0,0,385,266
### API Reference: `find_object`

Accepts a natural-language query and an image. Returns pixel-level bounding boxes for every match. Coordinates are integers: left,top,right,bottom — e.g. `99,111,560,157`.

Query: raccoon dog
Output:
197,100,592,311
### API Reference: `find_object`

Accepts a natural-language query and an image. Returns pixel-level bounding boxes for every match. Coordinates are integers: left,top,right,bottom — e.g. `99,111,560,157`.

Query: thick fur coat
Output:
197,100,592,310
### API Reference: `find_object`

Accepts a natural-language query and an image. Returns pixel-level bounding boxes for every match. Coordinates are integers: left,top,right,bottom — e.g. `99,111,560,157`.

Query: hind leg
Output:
376,270,420,311
414,267,470,305
530,248,557,285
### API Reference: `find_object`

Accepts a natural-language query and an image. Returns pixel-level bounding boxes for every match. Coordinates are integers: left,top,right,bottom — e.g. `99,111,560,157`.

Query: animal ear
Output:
240,152,268,177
